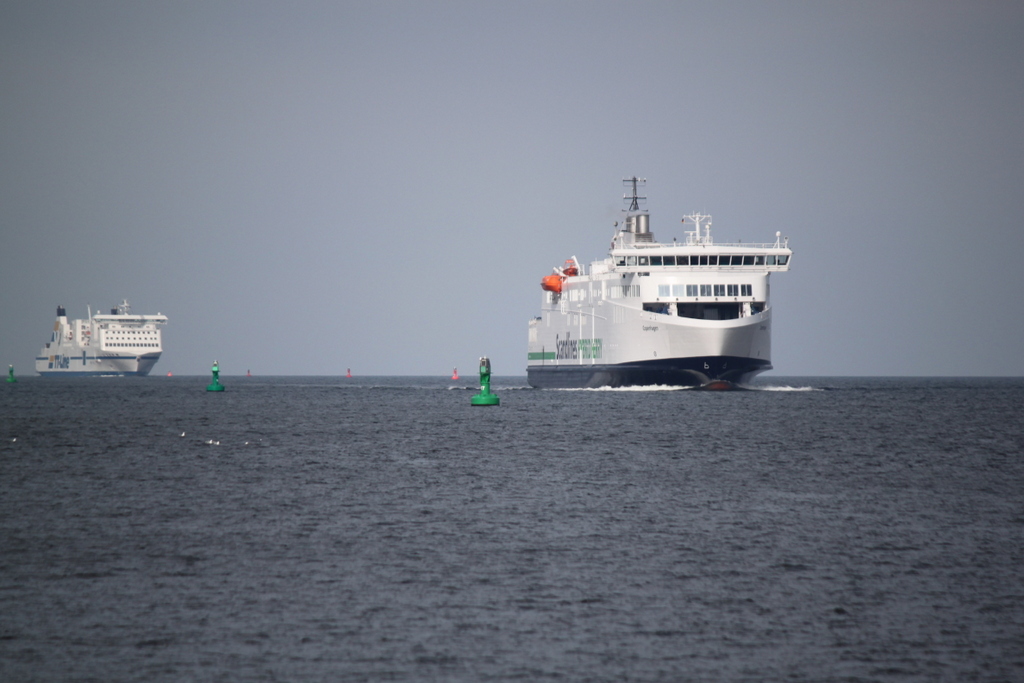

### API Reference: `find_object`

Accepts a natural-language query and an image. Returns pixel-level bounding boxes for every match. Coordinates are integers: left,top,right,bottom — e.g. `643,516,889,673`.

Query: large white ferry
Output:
36,300,168,376
527,178,792,389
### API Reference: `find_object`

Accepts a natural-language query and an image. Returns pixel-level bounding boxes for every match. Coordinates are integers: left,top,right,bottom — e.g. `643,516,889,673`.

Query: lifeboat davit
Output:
541,274,564,293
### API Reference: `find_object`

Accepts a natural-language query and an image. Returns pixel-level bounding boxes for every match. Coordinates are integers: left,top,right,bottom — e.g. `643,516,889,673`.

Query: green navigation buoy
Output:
6,365,16,383
206,360,225,392
470,356,500,406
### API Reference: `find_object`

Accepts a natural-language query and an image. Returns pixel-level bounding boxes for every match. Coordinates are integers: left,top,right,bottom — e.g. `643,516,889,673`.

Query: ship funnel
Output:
57,306,66,317
626,214,650,234
625,213,653,242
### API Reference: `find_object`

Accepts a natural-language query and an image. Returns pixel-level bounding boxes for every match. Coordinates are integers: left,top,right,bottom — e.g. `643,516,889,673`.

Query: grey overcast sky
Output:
2,1,1022,377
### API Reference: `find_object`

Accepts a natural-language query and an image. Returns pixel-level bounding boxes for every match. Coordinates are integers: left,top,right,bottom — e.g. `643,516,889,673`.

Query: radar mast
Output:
622,176,647,212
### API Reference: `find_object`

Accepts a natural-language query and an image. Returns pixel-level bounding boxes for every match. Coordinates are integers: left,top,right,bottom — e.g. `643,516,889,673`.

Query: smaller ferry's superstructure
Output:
527,178,792,388
36,300,168,376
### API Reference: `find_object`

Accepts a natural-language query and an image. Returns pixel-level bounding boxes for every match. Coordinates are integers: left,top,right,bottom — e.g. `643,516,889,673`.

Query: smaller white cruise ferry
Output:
36,300,168,376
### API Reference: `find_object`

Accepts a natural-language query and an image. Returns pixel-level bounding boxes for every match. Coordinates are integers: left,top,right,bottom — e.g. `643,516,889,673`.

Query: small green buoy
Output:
470,356,499,406
206,360,225,392
6,365,16,383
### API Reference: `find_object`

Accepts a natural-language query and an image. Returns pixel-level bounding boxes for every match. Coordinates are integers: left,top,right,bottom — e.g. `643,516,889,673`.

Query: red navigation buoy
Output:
451,367,459,380
346,368,352,378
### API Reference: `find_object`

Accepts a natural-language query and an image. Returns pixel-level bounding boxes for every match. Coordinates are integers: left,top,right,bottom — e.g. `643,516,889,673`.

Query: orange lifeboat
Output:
541,274,564,293
541,258,579,292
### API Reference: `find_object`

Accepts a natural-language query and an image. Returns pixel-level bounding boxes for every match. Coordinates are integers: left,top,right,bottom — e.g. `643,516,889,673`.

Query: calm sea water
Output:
2,375,1023,682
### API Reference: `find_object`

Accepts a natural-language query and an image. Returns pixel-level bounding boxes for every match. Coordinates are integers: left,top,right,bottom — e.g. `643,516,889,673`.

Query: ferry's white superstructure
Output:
36,300,168,376
527,178,792,388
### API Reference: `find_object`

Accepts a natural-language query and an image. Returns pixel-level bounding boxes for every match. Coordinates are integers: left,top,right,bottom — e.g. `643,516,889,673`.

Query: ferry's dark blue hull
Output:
526,356,771,389
35,353,161,377
36,371,151,377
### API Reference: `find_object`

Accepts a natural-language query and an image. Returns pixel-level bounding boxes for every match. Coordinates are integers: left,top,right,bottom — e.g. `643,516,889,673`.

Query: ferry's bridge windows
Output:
686,284,698,297
741,284,752,296
713,284,726,296
658,285,670,297
616,251,784,270
699,284,712,297
727,284,739,296
672,285,686,296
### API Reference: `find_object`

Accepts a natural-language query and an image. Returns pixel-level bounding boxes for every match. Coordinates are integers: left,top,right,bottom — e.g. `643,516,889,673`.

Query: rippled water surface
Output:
2,376,1023,681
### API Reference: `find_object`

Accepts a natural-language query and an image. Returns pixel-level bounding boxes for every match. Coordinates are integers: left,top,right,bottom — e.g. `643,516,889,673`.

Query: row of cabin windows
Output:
556,283,750,301
608,284,641,299
658,284,754,298
107,343,159,347
616,254,788,267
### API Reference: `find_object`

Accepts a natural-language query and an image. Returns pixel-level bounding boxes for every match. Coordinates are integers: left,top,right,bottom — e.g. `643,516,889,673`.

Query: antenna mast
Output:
622,176,647,212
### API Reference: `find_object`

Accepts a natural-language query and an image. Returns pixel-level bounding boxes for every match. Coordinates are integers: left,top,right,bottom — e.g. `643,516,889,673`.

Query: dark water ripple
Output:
2,376,1023,681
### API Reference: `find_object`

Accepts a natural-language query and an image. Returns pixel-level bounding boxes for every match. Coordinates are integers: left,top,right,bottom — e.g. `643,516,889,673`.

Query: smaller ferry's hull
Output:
36,352,162,377
526,356,771,389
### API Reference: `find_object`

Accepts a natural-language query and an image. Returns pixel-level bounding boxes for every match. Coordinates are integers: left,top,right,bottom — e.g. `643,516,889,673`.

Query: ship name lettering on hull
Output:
555,332,603,360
